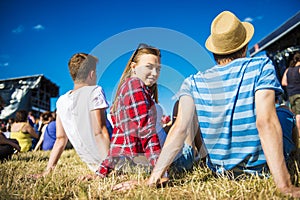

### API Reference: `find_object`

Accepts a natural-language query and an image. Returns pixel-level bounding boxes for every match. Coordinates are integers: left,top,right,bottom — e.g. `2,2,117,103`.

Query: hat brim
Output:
205,22,254,55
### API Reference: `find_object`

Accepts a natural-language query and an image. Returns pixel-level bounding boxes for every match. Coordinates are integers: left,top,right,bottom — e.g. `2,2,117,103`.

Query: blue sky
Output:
1,0,299,115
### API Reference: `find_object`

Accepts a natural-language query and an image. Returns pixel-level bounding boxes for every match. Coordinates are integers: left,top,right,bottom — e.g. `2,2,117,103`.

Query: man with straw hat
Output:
146,11,300,197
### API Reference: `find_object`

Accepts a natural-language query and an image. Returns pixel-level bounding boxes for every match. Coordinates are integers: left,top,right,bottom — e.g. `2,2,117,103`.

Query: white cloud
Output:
244,16,264,23
33,24,45,31
12,25,24,34
244,17,253,22
0,62,9,67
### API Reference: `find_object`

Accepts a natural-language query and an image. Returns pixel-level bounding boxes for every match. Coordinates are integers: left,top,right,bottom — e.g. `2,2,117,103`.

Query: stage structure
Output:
249,11,300,82
0,74,59,120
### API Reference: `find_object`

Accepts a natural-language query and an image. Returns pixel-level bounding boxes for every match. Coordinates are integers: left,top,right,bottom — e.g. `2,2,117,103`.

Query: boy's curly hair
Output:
68,53,98,82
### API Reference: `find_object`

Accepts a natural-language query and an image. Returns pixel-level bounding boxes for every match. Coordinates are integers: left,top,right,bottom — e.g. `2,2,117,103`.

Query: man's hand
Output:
279,185,300,198
146,177,169,188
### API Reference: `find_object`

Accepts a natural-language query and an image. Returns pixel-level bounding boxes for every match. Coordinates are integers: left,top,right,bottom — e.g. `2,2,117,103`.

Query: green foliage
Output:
0,149,299,199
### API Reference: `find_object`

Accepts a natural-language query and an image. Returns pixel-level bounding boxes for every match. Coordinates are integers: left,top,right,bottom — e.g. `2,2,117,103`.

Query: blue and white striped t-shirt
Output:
178,56,283,175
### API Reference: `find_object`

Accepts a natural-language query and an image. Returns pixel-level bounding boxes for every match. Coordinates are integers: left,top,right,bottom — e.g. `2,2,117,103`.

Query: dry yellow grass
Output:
0,149,299,199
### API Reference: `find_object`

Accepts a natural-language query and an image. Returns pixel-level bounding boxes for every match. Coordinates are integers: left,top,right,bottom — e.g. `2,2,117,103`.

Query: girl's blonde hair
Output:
111,45,161,113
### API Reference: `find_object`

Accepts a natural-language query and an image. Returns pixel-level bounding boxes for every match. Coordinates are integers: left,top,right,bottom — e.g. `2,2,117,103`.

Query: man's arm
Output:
90,109,110,160
147,95,196,185
255,89,300,197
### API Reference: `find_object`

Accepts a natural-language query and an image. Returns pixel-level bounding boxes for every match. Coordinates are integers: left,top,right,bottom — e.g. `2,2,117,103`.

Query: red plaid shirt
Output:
96,77,161,177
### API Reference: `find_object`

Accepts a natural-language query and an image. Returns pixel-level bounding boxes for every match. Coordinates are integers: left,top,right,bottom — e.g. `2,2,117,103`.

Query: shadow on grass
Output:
10,152,50,162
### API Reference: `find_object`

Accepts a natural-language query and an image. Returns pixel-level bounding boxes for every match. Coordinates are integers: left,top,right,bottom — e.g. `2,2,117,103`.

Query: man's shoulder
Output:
230,56,270,66
247,56,271,66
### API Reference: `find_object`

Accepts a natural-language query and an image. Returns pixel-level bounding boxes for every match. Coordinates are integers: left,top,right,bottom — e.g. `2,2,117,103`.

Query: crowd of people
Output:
0,109,58,156
1,10,300,197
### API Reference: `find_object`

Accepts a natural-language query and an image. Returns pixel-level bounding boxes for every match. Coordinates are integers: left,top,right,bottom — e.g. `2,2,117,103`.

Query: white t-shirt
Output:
56,85,109,172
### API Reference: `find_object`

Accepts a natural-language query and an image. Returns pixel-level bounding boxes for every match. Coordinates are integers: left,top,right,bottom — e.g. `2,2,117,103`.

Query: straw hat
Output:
205,11,254,55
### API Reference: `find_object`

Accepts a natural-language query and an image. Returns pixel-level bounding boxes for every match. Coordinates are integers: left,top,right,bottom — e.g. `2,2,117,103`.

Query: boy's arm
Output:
34,114,68,178
90,108,110,158
255,89,300,197
148,95,196,185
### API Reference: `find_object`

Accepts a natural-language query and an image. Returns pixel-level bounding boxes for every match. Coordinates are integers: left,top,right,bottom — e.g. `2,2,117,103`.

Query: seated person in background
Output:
0,97,21,160
163,101,179,134
6,118,15,133
33,111,54,151
275,96,298,158
0,130,20,161
281,52,300,138
155,103,167,147
27,111,36,127
41,111,57,151
33,52,111,178
10,110,39,152
31,113,43,150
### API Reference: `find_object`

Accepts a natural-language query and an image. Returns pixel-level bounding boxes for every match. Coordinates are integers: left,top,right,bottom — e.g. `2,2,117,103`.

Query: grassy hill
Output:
0,149,299,199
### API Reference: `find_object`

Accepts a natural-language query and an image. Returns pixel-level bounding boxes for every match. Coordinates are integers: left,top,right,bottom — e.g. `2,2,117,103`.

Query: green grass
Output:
0,149,299,199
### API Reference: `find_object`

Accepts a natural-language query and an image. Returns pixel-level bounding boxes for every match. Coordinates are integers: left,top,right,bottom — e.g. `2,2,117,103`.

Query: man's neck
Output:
218,59,232,66
73,82,90,91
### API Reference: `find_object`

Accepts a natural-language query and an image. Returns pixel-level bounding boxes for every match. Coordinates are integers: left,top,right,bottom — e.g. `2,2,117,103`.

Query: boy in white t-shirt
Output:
34,53,110,177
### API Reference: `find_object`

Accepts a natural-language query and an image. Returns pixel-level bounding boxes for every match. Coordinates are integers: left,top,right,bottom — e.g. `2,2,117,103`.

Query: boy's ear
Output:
89,70,95,78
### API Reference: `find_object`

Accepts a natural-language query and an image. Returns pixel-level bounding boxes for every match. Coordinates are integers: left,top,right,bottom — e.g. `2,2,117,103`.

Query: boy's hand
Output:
29,167,54,179
29,171,49,179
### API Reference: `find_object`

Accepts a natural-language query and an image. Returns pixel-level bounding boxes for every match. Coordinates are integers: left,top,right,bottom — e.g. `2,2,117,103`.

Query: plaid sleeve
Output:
95,156,114,177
